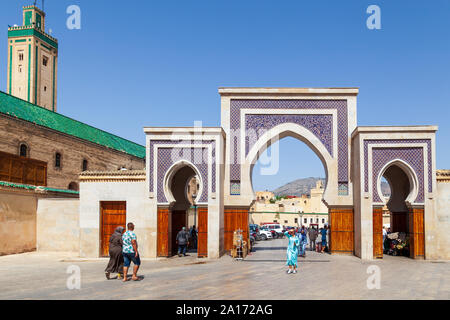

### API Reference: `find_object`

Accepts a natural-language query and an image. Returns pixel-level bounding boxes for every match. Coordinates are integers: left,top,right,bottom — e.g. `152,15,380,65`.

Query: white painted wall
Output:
37,198,79,253
79,181,155,258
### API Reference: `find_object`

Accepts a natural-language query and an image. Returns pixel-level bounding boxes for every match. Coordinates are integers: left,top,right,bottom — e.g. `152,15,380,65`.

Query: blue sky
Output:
1,0,449,191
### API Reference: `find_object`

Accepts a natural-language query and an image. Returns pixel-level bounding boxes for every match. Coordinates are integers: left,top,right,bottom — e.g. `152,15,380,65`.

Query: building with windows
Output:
1,5,448,262
0,5,145,256
249,181,329,227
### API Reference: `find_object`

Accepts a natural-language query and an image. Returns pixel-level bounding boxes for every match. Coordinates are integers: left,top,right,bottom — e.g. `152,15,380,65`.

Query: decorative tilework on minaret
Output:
7,5,58,111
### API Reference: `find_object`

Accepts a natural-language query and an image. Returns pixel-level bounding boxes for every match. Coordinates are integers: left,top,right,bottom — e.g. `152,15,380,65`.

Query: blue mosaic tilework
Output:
149,140,216,202
363,140,432,199
338,182,349,196
229,99,349,188
230,181,240,195
244,114,333,156
371,147,425,203
156,147,209,203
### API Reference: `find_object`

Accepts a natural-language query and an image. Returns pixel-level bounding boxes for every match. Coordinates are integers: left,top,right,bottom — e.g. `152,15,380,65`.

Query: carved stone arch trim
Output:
163,159,204,206
376,159,419,206
244,122,336,204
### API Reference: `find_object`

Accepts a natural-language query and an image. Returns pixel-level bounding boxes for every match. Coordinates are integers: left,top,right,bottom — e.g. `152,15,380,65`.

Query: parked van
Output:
261,223,284,238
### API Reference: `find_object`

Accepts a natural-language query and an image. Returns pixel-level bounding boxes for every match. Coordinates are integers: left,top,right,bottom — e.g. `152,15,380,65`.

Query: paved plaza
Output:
0,238,448,300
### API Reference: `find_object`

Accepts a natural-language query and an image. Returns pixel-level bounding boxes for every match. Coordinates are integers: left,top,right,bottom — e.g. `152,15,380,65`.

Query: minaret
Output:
7,5,58,111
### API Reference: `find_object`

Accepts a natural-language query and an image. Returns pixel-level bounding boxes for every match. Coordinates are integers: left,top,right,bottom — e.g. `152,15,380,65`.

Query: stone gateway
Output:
78,88,449,261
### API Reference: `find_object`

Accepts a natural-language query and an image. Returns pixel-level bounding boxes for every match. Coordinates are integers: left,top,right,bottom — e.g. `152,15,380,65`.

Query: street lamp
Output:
298,211,303,228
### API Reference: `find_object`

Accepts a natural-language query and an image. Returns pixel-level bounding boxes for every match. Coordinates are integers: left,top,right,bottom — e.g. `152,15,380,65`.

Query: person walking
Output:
105,226,124,280
320,225,328,253
176,226,190,257
308,227,318,251
122,222,141,282
299,226,307,257
189,225,197,249
284,228,300,274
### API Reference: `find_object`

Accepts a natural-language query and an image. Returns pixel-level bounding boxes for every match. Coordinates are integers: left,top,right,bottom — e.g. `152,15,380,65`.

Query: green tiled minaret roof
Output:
0,91,145,159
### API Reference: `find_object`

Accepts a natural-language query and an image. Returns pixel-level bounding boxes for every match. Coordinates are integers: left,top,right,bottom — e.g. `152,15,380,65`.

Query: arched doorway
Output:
243,123,334,203
157,161,208,257
373,160,424,258
249,136,329,253
230,122,352,254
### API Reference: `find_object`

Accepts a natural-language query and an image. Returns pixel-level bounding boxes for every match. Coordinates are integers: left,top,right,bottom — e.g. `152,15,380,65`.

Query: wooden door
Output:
373,207,383,258
224,207,249,251
409,207,424,259
329,208,354,254
100,201,126,257
171,210,187,255
391,212,408,233
157,207,170,257
197,207,208,258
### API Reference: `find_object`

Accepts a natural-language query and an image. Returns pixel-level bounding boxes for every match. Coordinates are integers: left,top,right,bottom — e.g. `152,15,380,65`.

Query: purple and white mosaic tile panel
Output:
363,139,432,201
244,114,333,156
229,99,349,192
149,140,216,203
156,148,209,203
371,147,424,203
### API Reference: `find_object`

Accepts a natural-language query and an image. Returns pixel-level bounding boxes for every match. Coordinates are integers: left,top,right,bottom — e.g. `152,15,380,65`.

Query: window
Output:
68,182,78,191
316,218,319,223
294,218,298,223
18,51,24,61
55,153,61,168
273,220,278,223
284,220,288,224
82,159,88,171
322,218,325,223
43,55,48,66
304,218,307,223
19,144,27,157
18,65,23,73
44,86,47,92
310,218,313,223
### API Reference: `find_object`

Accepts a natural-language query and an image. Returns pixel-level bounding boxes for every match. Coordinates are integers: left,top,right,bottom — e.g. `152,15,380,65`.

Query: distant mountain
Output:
272,177,391,197
272,177,325,197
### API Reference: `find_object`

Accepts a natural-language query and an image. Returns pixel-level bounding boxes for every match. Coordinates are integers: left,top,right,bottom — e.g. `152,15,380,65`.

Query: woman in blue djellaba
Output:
284,229,300,274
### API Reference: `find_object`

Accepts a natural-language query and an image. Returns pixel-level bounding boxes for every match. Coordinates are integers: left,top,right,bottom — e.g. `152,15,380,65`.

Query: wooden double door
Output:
372,207,424,259
100,201,126,257
329,208,354,254
224,208,249,251
157,206,208,258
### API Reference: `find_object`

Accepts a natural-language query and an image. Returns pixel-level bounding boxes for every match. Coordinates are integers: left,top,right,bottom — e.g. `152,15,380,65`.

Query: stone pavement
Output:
0,238,448,300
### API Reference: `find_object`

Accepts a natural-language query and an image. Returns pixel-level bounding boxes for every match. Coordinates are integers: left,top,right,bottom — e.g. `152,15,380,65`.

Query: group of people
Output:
104,223,198,282
284,225,330,274
104,222,141,282
104,221,330,279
